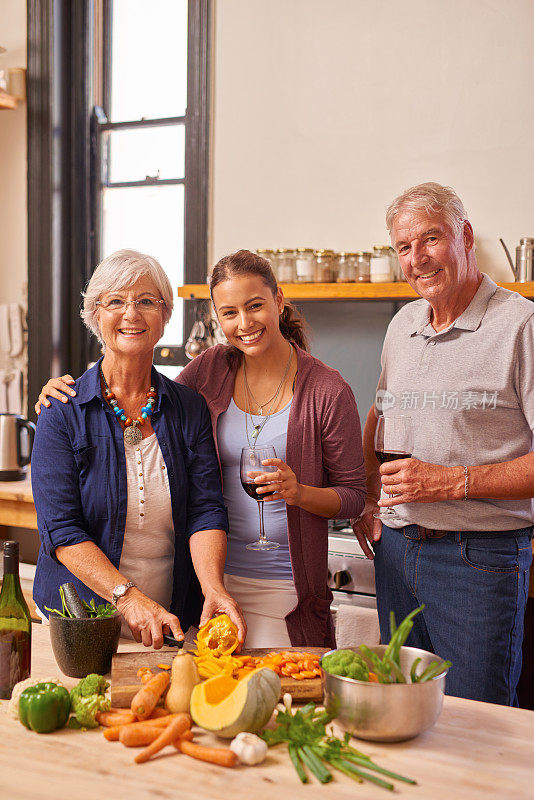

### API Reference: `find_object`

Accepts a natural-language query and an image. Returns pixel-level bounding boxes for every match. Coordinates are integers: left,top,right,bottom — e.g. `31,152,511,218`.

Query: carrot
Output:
134,713,191,764
120,725,163,747
368,671,379,683
103,713,179,741
137,667,151,677
157,663,171,670
141,670,155,684
103,726,122,741
147,707,170,719
175,739,237,768
96,710,137,726
171,729,194,744
131,671,170,720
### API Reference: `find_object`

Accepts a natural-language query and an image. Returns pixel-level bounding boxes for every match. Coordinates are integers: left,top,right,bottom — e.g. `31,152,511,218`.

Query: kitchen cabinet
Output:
0,623,533,799
178,281,534,301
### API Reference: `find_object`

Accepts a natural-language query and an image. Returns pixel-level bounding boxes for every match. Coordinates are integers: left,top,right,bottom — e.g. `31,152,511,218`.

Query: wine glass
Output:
240,446,280,551
373,415,414,522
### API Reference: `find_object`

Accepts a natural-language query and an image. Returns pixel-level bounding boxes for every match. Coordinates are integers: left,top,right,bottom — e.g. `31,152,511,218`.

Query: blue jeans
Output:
374,524,533,705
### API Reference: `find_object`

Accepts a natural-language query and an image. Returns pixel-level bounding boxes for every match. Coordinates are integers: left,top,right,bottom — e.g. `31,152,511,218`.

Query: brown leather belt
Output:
417,526,449,540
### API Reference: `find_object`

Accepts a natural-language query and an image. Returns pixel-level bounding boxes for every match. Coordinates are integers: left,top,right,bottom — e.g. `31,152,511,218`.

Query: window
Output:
94,0,210,364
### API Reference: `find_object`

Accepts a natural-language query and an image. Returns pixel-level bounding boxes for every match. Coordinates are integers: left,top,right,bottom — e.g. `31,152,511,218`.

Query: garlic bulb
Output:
229,732,268,765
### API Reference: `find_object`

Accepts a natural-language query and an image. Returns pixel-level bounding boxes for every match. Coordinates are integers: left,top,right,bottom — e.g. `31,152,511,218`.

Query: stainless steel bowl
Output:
321,645,449,742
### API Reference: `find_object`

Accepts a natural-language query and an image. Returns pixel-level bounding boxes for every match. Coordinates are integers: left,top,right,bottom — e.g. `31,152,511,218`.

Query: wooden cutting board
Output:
110,645,327,707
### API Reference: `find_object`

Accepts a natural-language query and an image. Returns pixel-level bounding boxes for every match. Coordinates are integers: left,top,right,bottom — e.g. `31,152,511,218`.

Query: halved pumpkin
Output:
190,667,281,738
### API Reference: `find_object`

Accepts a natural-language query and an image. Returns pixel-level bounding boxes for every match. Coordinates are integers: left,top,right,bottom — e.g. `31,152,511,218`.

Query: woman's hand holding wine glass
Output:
240,446,280,551
253,457,301,506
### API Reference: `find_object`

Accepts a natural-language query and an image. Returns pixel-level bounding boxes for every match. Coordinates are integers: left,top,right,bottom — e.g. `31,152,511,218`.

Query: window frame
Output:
27,0,211,417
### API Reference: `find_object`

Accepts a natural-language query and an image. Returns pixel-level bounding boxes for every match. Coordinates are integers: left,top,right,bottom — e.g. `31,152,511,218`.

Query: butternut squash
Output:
165,651,200,714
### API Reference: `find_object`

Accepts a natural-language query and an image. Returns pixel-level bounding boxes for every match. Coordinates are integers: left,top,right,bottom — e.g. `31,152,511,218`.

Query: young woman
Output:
36,250,366,648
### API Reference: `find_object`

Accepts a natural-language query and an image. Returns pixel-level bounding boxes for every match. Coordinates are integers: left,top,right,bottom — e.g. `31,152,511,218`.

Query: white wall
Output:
0,0,27,306
211,0,534,279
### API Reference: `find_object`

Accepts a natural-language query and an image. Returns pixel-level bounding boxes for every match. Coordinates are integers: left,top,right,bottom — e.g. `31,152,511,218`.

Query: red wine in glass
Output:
373,416,414,522
241,481,276,500
240,446,280,551
375,450,412,465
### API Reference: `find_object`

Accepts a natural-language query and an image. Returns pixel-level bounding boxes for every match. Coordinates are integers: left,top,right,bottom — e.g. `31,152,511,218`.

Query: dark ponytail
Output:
279,302,309,351
210,250,310,363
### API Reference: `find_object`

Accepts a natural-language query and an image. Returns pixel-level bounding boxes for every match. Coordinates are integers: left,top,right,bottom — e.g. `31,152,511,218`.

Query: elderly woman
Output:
32,249,244,648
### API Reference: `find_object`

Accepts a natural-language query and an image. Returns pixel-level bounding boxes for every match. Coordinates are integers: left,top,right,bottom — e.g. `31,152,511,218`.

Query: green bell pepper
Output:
19,682,71,733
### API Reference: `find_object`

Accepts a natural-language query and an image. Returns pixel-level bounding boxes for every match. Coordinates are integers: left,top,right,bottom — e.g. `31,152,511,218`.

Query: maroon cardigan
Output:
177,344,366,647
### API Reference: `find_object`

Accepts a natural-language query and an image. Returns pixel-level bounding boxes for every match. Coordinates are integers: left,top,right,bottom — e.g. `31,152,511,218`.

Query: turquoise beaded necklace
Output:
99,364,157,446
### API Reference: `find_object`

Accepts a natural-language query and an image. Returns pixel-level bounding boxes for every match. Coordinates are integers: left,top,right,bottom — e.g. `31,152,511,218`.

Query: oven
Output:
328,521,377,622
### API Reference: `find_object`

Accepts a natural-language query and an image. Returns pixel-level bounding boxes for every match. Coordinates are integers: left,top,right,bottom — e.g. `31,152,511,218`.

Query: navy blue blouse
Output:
32,358,228,632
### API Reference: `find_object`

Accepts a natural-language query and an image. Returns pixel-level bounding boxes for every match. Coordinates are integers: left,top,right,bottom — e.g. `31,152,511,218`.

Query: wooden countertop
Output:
0,624,532,799
0,472,37,529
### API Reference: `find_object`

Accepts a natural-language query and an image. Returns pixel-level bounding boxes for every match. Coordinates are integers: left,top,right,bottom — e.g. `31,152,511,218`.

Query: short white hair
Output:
81,249,174,343
386,182,467,238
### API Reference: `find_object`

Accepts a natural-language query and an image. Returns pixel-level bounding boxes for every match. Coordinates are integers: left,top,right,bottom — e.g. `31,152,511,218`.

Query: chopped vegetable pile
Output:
261,697,416,790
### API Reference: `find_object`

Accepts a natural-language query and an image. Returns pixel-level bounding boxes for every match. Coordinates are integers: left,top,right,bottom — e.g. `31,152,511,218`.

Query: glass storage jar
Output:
256,249,276,277
295,248,316,282
314,249,335,282
390,248,403,281
274,249,296,282
336,252,358,282
370,246,394,283
355,251,372,282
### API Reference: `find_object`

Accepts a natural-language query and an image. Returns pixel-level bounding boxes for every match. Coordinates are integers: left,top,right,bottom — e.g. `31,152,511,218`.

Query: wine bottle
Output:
0,540,32,699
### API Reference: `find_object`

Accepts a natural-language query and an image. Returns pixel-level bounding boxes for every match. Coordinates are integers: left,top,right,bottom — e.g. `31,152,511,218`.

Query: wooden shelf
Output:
0,91,18,110
178,281,534,301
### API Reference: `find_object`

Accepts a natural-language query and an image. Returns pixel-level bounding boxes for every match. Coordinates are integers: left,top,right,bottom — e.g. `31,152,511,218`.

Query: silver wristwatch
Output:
112,581,135,606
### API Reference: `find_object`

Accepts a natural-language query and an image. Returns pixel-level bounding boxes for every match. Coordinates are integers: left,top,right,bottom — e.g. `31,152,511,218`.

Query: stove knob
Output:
333,570,351,589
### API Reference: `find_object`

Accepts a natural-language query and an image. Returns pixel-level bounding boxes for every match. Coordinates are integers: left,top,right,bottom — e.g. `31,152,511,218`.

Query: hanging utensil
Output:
499,238,515,273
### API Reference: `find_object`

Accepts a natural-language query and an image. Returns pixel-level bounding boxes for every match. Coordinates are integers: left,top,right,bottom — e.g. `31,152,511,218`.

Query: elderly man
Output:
353,182,533,705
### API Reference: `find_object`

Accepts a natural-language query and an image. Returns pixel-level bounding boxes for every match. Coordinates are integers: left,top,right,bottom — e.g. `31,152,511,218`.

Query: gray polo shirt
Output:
375,274,534,531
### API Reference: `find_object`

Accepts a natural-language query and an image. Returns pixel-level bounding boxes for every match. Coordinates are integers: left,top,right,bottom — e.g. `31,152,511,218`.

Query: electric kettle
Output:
0,414,36,481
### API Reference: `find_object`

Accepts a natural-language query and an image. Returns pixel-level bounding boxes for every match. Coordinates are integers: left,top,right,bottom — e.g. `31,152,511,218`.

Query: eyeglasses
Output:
96,297,166,313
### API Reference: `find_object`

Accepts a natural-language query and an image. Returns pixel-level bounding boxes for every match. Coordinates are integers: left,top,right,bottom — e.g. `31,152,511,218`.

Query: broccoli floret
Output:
69,673,110,728
70,693,110,728
322,650,369,681
70,673,109,700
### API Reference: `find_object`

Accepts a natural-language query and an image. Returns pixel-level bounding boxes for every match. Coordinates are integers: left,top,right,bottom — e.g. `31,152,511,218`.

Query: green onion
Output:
288,743,308,783
298,746,332,784
342,753,417,784
417,659,452,682
410,656,422,682
329,757,395,791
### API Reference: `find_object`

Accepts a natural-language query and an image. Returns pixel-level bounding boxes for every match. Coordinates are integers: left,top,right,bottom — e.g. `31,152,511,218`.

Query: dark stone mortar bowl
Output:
49,613,122,677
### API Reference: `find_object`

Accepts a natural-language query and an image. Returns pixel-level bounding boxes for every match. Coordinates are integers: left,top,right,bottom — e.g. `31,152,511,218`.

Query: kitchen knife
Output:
163,632,185,648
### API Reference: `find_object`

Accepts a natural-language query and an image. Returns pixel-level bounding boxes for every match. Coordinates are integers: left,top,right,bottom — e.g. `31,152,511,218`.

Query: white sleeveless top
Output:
118,433,175,611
